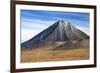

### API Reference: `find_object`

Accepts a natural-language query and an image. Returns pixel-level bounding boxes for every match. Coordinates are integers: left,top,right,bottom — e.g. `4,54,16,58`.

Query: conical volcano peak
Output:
22,20,89,49
55,20,67,26
57,20,66,23
59,20,65,25
55,20,65,23
59,20,64,23
55,20,73,30
56,20,71,26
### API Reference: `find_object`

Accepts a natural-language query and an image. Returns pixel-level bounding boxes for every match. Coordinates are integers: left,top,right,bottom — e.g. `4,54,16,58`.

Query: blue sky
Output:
21,9,90,43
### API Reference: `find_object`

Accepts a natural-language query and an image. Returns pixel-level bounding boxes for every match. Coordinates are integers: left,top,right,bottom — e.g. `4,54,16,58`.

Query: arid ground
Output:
21,47,89,63
21,39,89,63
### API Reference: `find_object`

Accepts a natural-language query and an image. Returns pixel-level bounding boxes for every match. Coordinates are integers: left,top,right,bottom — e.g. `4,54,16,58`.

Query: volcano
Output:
21,20,89,49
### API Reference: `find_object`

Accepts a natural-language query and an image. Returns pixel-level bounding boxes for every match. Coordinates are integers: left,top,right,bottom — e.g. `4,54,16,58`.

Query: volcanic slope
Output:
21,20,89,50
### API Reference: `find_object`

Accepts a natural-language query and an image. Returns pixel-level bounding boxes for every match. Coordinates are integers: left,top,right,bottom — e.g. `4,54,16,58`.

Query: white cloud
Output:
21,18,55,29
21,22,52,43
21,28,41,43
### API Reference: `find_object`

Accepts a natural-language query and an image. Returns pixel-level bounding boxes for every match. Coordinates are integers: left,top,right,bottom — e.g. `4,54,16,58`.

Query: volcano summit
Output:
21,20,89,49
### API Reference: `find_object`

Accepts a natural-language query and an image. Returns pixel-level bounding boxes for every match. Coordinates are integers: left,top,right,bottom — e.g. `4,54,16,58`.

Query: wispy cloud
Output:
21,19,55,43
21,18,54,29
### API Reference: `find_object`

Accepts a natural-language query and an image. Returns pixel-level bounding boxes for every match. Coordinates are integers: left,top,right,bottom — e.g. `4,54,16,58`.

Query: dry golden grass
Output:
21,47,89,63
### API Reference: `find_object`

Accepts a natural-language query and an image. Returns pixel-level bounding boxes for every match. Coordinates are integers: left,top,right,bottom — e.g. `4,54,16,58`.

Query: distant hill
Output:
21,20,89,50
